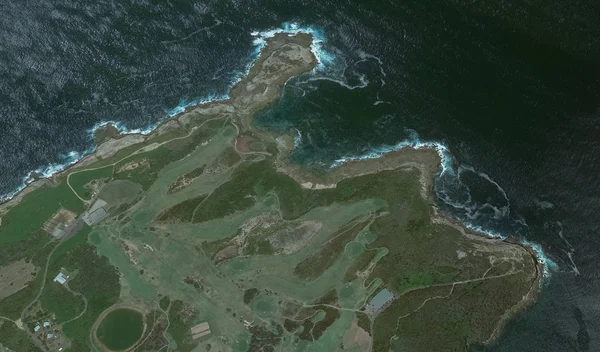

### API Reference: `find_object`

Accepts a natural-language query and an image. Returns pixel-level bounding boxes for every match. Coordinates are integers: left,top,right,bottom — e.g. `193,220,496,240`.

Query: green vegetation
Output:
60,245,120,351
243,237,275,256
167,300,198,352
168,165,206,193
344,248,378,282
201,235,236,260
136,311,169,351
356,312,371,334
113,122,223,190
52,225,91,260
156,195,207,223
372,267,535,352
0,241,54,319
0,182,83,244
184,165,207,179
159,295,171,311
69,166,114,200
0,229,50,267
243,288,260,305
0,320,40,352
208,147,241,169
38,227,92,323
294,218,370,281
283,290,341,342
96,308,144,351
40,280,85,323
192,159,413,224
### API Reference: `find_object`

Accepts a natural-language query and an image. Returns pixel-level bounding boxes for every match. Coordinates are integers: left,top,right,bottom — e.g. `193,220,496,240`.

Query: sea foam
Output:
329,129,558,278
0,22,331,203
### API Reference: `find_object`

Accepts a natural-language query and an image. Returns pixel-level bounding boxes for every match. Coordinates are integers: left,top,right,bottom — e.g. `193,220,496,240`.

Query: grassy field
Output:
0,181,84,244
294,217,371,280
113,120,225,190
0,320,40,352
68,165,114,200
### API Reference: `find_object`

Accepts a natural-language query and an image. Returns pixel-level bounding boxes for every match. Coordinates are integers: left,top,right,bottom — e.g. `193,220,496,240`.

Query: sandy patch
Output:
117,159,149,173
214,245,239,262
341,319,371,351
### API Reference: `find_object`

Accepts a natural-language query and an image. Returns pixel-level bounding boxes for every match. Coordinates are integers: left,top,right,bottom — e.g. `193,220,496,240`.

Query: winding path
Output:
61,284,88,326
19,240,61,352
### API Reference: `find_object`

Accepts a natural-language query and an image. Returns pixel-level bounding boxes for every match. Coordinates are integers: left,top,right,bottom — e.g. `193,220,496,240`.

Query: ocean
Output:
1,0,599,350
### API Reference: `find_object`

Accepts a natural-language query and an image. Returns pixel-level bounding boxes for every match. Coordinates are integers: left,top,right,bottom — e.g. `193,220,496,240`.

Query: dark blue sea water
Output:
1,1,599,350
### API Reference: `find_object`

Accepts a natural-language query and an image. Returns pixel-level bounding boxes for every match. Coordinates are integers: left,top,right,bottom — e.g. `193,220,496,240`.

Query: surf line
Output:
330,131,559,278
0,22,334,204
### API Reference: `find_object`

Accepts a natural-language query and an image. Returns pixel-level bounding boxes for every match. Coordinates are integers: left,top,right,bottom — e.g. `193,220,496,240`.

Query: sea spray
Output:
0,22,334,203
329,129,558,277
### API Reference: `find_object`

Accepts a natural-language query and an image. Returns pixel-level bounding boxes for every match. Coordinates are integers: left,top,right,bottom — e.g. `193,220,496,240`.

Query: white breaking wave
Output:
1,22,334,203
327,129,558,278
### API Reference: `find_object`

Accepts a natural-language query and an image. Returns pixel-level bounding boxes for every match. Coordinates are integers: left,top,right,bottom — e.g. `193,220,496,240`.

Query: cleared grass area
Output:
68,165,114,200
201,234,236,260
113,121,224,190
294,218,371,281
344,248,379,282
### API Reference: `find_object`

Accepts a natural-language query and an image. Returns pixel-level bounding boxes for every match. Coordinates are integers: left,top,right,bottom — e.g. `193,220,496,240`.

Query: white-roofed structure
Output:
53,272,69,285
82,199,109,225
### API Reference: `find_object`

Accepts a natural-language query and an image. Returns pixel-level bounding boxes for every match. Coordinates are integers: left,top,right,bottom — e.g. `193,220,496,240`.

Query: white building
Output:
82,199,109,225
34,325,41,332
43,322,51,328
53,272,69,285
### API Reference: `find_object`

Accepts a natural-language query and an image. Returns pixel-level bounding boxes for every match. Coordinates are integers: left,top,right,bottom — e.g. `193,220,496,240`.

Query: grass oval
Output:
96,308,144,351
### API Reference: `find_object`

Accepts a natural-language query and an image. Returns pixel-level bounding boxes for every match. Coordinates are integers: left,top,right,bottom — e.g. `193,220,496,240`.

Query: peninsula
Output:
0,32,540,352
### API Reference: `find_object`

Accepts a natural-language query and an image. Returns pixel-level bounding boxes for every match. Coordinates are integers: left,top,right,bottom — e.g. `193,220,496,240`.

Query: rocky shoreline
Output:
0,30,542,348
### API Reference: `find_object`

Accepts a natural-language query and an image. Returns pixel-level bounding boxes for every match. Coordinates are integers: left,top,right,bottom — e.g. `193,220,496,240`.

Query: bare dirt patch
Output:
235,135,256,153
340,319,372,351
214,245,239,262
117,159,149,173
42,208,77,234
